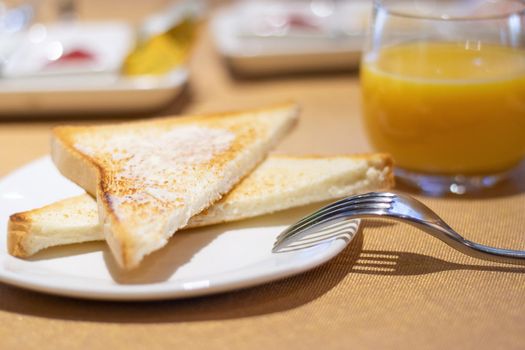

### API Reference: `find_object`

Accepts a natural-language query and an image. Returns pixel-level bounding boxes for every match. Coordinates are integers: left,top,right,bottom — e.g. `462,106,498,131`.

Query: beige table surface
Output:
1,4,525,349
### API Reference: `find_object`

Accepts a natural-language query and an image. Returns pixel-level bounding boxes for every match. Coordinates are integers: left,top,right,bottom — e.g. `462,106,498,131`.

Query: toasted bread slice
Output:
50,103,298,269
8,154,393,258
8,195,101,257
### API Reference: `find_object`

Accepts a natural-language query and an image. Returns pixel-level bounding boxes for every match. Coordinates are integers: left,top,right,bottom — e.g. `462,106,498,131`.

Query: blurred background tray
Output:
0,67,188,115
0,3,197,116
211,0,371,76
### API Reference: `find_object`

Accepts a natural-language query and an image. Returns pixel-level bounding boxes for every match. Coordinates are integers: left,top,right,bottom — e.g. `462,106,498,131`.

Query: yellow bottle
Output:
123,17,197,76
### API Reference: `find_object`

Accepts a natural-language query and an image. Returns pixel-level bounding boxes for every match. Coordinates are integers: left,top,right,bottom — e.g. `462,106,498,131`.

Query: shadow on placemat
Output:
0,226,522,324
351,250,525,276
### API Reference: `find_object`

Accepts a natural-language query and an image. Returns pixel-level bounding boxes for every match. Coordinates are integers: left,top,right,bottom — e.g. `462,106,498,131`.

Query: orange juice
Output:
361,42,525,175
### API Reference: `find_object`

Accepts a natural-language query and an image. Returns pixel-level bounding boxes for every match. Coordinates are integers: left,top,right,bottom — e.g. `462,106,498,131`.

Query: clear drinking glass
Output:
360,0,525,195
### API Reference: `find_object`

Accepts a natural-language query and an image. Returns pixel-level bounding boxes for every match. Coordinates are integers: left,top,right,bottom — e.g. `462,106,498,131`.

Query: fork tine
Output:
289,192,395,229
275,199,392,243
273,219,357,252
277,193,393,234
274,205,376,245
281,233,354,251
273,207,387,249
293,220,358,240
277,203,390,245
286,220,359,245
286,229,354,247
275,221,358,252
273,192,396,252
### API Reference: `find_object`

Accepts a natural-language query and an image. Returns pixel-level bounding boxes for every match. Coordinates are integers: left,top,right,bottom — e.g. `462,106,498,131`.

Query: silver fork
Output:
273,191,525,266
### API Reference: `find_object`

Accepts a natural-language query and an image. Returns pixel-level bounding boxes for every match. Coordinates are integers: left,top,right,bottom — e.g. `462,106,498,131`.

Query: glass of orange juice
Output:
361,0,525,195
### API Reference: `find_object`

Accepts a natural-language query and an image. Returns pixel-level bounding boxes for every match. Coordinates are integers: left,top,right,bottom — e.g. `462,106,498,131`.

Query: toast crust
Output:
7,213,31,257
51,102,298,268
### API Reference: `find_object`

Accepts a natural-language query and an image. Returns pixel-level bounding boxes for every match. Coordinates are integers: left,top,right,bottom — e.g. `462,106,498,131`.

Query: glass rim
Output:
375,0,525,21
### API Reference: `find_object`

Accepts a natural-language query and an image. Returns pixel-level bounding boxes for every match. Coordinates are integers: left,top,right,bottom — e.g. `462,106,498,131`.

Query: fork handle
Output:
461,239,525,266
416,222,525,266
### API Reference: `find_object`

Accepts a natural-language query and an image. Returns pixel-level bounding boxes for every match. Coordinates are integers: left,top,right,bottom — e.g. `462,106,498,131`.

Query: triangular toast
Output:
50,103,298,269
8,154,393,257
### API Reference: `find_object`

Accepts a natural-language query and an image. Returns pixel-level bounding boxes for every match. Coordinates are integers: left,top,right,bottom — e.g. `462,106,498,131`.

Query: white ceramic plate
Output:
0,157,358,301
